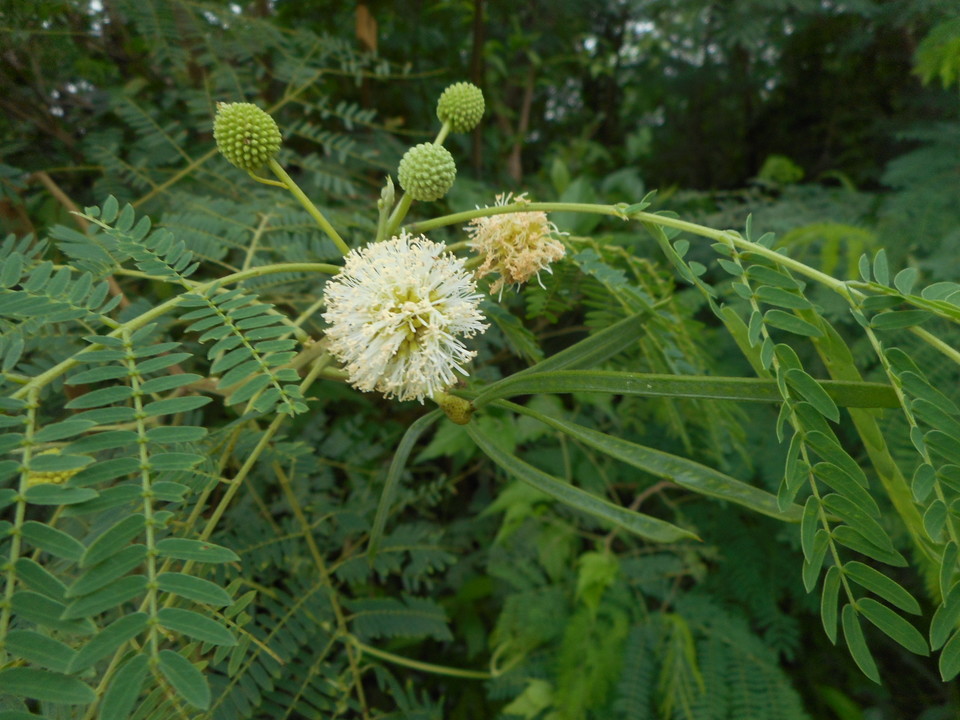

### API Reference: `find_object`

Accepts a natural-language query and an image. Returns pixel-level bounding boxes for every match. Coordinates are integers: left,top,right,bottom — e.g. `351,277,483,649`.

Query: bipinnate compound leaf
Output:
842,604,880,683
99,654,150,720
467,422,697,543
158,649,211,710
68,612,149,673
857,598,928,656
157,572,232,606
157,607,237,646
0,667,96,705
156,538,240,563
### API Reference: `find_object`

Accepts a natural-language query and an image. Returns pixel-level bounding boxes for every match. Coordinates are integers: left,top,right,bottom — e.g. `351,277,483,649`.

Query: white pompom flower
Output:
322,232,488,403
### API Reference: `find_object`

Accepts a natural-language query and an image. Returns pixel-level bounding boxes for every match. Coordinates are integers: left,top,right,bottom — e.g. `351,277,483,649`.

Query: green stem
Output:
268,158,350,256
0,388,38,660
385,192,414,238
435,120,452,146
352,639,496,680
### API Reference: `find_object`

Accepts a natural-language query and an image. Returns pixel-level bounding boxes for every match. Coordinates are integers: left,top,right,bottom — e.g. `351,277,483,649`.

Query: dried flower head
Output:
467,193,566,297
322,232,488,403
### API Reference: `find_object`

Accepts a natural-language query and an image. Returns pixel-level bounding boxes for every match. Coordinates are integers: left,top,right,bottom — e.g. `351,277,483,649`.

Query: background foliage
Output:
1,1,960,718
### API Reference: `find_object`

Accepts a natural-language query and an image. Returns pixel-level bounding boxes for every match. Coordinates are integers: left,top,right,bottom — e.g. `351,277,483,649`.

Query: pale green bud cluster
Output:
436,82,485,133
213,102,282,171
398,143,456,201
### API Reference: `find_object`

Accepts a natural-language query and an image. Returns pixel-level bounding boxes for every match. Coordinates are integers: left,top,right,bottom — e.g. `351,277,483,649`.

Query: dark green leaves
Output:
467,422,697,543
157,608,237,646
158,650,210,710
0,668,95,705
156,538,240,563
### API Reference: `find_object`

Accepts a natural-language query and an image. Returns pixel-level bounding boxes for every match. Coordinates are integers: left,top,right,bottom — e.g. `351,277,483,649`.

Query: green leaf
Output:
805,432,869,487
4,630,77,672
145,426,207,444
870,310,932,330
11,591,95,634
68,612,149,673
29,452,93,472
941,542,958,599
801,496,820,561
821,565,841,644
467,422,698,543
755,285,814,310
158,649,210,710
841,604,880,683
911,463,937,503
138,373,203,394
157,572,232,606
930,582,960,650
923,500,948,542
0,668,96,705
33,419,97,442
99,654,149,720
802,529,829,592
894,267,918,295
64,386,134,410
15,558,68,600
62,575,146,620
844,561,921,614
66,430,139,454
21,521,85,561
832,525,907,567
814,463,881,518
941,630,960,681
369,410,443,560
858,598,928,655
747,265,803,290
763,309,823,337
81,514,145,567
156,537,239,563
873,249,889,286
785,368,840,422
24,485,98,506
68,545,147,598
141,395,213,418
822,494,895,552
156,608,236,646
481,311,649,387
502,402,800,521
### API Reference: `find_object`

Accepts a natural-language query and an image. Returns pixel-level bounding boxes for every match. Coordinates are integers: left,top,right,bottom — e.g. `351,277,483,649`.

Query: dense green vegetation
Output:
1,1,960,718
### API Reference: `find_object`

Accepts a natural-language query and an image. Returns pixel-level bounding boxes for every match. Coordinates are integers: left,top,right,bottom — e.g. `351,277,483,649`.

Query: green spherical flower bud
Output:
398,143,456,202
436,82,485,133
213,102,282,171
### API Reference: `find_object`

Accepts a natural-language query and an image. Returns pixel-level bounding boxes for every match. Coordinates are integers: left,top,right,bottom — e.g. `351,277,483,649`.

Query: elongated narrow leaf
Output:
941,631,960,681
157,608,237,646
803,530,830,592
24,485,98,506
764,309,823,337
156,538,239,563
67,545,147,598
158,649,211,710
858,598,928,655
369,409,443,561
842,604,880,683
821,566,841,644
844,561,921,615
785,368,840,422
68,612,149,673
11,592,95,634
4,630,76,672
62,575,146,619
467,422,697,543
156,572,232,606
499,400,800,521
832,525,907,567
81,514,145,567
931,582,960,650
99,654,149,720
0,668,95,705
21,521,84,561
476,370,897,409
474,312,650,406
